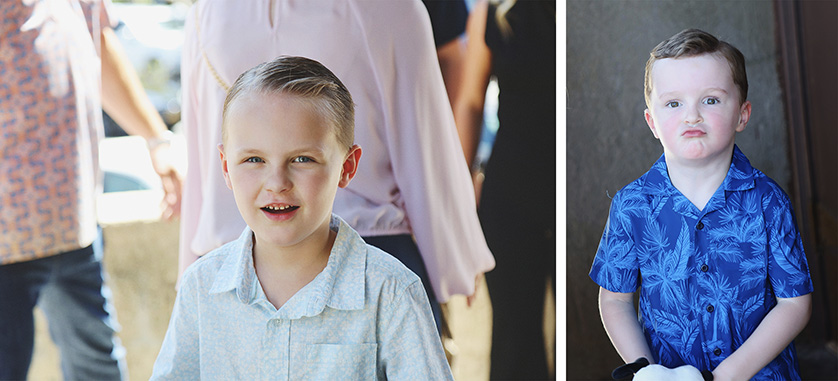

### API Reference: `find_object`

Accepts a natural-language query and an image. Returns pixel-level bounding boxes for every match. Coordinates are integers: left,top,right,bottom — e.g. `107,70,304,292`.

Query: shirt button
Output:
696,221,705,230
706,304,715,313
713,348,722,356
700,264,709,272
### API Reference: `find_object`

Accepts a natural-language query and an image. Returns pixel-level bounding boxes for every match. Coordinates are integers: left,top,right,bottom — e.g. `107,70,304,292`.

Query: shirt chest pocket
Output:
304,343,378,380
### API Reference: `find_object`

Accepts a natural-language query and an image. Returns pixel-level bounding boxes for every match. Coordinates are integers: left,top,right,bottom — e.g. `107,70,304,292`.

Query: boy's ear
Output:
218,144,233,190
338,145,362,188
644,109,660,139
736,101,751,133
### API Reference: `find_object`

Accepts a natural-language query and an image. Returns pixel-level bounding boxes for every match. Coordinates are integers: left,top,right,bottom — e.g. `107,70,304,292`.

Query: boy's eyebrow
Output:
234,148,266,156
233,146,328,157
657,87,730,99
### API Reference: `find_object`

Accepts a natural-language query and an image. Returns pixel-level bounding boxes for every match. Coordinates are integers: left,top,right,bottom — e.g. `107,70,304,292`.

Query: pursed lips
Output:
681,128,706,138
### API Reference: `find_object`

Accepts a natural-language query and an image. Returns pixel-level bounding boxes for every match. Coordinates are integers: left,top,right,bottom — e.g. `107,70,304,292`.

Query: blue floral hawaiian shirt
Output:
152,214,452,380
590,146,813,380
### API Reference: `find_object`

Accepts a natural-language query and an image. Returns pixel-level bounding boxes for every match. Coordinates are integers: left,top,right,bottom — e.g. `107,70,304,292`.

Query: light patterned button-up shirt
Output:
152,214,453,380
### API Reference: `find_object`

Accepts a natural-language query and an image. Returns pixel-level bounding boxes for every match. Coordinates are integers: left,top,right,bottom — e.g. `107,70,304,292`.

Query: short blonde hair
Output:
221,56,355,150
644,29,748,108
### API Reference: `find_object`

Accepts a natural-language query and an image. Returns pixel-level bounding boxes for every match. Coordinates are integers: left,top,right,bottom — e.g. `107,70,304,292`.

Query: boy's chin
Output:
666,142,734,162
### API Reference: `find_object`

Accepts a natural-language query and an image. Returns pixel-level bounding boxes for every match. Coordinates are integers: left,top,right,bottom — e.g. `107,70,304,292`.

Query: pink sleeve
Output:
177,4,204,280
381,2,495,302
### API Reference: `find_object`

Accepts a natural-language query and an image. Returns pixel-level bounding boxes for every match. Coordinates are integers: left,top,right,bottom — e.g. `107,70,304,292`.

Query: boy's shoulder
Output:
180,229,250,287
329,218,424,308
330,215,421,291
362,243,421,285
728,147,793,205
609,158,666,204
357,243,428,312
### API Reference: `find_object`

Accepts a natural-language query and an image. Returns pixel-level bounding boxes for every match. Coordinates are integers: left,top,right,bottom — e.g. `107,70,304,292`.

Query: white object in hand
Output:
633,364,704,381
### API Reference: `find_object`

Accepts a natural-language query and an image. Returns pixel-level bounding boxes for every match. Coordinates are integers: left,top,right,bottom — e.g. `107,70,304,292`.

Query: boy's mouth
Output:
261,204,299,215
682,129,706,138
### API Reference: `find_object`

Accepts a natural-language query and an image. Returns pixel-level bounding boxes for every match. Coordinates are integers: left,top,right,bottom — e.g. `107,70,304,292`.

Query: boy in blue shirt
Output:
152,56,453,379
590,29,813,380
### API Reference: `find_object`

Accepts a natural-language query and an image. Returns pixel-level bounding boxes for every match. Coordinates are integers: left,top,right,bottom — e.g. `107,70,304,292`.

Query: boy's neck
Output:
251,227,336,309
664,149,732,212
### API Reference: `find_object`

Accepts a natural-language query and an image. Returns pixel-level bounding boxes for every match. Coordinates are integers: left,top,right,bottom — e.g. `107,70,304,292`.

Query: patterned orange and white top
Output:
1,0,115,265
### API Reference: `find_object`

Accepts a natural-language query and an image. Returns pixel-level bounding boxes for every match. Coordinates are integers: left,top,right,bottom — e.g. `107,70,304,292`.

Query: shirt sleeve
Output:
590,190,641,293
177,3,204,280
763,182,814,298
150,270,201,380
378,280,454,380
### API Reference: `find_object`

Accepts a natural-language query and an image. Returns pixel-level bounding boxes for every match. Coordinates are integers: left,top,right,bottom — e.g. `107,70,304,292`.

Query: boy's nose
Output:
684,105,703,126
264,168,292,193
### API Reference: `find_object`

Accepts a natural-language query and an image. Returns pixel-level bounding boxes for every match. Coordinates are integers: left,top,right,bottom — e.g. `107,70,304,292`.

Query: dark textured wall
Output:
566,1,790,379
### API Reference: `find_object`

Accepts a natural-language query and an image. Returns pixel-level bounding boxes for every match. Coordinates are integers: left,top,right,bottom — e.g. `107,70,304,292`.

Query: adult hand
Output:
466,273,483,307
148,142,182,220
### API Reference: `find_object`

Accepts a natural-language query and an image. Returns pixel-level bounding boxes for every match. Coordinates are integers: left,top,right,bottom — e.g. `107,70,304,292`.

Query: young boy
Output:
151,56,453,379
590,29,813,380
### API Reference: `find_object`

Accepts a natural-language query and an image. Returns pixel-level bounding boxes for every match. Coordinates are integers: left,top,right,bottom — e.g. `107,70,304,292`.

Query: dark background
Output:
565,0,837,379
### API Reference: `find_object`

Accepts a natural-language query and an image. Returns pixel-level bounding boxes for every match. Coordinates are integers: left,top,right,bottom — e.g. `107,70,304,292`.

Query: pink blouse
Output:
179,0,494,301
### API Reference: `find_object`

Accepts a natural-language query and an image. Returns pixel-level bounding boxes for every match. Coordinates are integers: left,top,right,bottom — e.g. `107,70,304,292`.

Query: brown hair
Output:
221,56,355,150
644,29,748,108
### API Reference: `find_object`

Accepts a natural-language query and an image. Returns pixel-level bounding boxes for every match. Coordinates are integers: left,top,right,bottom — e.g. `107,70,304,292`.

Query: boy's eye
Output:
244,157,264,163
665,101,681,108
292,156,313,163
704,97,720,105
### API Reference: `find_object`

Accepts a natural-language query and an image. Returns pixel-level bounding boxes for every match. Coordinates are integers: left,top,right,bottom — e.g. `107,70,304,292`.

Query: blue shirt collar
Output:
641,145,755,195
209,214,367,317
640,145,755,217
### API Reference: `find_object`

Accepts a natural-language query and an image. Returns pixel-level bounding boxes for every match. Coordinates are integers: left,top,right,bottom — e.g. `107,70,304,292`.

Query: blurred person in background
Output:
0,0,181,379
454,0,556,379
422,0,469,108
177,0,494,337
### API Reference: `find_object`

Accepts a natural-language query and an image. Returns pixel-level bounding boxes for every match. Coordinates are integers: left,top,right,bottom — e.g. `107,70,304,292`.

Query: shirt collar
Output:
641,145,755,195
722,145,756,192
209,214,367,317
209,227,257,302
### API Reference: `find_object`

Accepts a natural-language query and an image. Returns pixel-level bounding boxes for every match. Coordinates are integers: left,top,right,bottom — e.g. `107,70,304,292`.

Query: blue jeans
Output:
0,230,126,381
363,234,442,335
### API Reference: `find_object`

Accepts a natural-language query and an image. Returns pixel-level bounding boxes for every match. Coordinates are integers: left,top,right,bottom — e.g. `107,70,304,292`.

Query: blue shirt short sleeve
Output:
762,179,814,299
590,187,644,294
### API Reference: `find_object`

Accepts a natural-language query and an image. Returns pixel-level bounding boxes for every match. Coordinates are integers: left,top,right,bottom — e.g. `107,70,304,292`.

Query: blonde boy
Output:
590,29,813,380
152,56,452,379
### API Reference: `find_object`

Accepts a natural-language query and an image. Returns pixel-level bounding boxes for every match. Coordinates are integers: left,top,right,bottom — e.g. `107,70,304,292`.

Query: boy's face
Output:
644,54,751,166
220,92,361,251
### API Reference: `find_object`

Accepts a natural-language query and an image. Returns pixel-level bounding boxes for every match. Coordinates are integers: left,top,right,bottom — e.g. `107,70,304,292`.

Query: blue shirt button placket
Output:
696,220,707,274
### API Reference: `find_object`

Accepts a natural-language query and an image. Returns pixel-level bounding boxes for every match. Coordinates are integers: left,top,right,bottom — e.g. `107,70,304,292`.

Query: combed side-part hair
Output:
644,28,748,108
221,56,355,150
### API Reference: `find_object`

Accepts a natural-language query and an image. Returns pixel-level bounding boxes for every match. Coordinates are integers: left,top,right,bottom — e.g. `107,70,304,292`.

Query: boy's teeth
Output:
266,205,291,211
